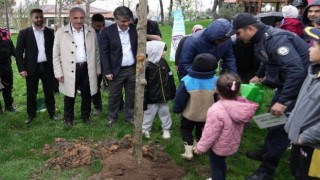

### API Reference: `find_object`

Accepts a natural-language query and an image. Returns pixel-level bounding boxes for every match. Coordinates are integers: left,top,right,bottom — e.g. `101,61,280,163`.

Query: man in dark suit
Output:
100,6,137,126
16,8,57,124
135,3,162,41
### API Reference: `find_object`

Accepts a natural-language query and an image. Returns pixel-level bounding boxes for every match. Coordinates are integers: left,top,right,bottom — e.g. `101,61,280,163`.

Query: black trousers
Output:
256,89,295,174
92,74,102,110
64,63,91,122
26,62,55,118
108,66,135,122
180,116,205,145
0,59,13,109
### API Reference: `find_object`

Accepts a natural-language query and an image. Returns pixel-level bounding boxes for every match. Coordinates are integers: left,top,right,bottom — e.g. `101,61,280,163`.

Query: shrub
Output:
217,3,245,21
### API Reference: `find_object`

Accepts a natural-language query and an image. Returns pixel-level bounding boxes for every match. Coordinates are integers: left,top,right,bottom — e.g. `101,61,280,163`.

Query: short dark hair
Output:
91,13,105,22
113,6,133,20
30,8,43,16
69,7,85,17
216,73,241,100
136,3,149,13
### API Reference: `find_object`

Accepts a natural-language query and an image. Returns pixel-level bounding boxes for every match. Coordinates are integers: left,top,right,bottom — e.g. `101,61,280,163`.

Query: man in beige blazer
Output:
53,7,101,127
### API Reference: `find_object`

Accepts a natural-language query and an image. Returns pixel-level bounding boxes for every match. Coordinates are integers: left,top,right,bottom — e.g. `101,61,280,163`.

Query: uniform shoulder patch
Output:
277,46,289,56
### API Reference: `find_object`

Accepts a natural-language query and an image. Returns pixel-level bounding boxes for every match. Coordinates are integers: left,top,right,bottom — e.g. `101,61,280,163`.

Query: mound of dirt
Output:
41,135,186,179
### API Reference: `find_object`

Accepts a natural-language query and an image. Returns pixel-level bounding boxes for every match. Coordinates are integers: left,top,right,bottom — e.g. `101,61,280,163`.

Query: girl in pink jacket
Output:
194,73,258,180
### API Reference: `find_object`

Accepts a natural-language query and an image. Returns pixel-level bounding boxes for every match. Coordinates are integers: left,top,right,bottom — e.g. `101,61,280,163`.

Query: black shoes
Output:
64,121,73,128
83,118,92,125
92,109,102,116
50,115,59,121
246,171,273,180
107,120,114,127
5,106,15,112
25,117,34,124
246,150,264,161
126,119,134,125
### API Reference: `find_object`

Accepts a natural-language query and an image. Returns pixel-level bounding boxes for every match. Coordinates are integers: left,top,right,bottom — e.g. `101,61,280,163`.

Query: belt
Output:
76,62,87,68
38,61,47,64
120,64,135,69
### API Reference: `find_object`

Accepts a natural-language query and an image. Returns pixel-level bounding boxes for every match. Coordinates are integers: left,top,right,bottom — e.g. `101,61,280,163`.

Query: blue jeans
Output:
209,149,226,180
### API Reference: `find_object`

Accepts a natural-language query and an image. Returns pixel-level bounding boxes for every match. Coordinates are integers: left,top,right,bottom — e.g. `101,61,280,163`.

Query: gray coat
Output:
285,64,320,149
53,24,101,97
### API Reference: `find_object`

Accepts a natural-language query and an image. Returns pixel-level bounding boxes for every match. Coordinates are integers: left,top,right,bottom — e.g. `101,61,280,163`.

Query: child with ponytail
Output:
194,73,258,180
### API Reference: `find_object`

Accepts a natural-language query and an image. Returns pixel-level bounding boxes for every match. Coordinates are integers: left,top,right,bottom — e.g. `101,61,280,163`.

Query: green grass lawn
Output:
0,20,293,179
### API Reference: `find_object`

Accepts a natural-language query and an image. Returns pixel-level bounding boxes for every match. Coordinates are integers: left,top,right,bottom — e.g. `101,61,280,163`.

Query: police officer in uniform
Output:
226,13,311,180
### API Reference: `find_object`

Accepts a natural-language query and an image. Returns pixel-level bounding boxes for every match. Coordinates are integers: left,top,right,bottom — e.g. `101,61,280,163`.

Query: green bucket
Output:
240,83,265,114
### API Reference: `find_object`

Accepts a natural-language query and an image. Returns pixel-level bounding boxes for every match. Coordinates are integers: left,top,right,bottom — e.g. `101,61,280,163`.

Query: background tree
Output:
168,0,173,23
212,0,224,17
0,0,16,28
217,3,244,20
118,0,135,9
174,0,193,18
159,0,164,24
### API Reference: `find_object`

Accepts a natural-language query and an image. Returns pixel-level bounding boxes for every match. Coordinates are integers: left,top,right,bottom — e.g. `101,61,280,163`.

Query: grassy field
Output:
0,20,294,180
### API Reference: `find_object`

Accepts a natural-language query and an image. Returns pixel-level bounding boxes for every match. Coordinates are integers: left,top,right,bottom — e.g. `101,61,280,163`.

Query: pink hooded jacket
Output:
196,96,258,156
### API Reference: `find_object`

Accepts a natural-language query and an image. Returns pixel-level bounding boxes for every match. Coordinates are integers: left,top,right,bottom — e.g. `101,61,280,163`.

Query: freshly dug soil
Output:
41,135,186,179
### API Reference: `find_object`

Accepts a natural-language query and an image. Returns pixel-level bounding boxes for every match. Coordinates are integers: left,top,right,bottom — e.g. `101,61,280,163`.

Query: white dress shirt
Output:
117,25,135,67
33,26,47,63
71,26,87,63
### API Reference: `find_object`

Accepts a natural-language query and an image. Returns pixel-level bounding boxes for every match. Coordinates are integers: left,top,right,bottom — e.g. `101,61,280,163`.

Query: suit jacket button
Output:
71,51,74,54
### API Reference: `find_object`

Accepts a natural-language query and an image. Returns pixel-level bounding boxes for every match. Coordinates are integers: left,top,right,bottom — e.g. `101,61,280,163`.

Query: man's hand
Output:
56,76,64,83
19,71,28,77
270,102,287,116
175,65,179,71
249,76,261,85
105,74,113,81
297,136,303,145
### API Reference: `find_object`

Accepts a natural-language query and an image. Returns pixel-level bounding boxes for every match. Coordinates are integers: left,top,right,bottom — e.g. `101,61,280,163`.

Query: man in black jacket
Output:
135,3,162,41
227,13,310,180
16,8,57,124
100,6,138,126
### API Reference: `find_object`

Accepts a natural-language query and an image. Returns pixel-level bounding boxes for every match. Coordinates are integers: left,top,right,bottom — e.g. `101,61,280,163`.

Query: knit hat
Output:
192,53,218,72
305,27,320,43
282,5,299,18
192,24,203,33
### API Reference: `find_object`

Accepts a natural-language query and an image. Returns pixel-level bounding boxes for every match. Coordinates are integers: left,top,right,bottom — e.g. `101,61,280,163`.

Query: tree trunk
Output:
168,0,173,22
159,0,164,24
218,0,224,10
85,0,91,26
212,0,218,16
134,0,148,166
58,0,62,27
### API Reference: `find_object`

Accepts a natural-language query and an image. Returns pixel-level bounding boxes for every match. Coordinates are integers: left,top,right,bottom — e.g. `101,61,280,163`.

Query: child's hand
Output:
194,148,202,155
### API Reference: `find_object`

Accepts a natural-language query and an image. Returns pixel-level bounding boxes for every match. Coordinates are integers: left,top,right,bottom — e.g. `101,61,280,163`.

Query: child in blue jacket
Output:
173,53,218,160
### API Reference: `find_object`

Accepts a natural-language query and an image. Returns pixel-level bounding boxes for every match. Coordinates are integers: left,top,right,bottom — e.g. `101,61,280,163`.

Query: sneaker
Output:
142,130,150,139
162,130,171,139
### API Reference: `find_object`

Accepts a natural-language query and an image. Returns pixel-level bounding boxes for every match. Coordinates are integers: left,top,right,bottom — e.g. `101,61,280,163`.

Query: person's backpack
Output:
0,28,12,59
